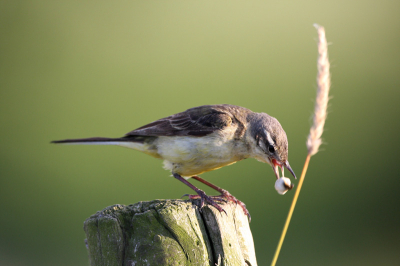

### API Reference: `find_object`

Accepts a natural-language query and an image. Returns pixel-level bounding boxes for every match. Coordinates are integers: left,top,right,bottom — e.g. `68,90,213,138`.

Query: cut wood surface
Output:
84,199,257,266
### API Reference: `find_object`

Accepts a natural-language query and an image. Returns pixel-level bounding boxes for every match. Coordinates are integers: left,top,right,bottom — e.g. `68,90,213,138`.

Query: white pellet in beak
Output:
275,177,294,195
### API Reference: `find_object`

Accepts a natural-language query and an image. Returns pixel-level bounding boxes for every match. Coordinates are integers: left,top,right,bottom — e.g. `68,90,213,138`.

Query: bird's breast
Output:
154,130,249,177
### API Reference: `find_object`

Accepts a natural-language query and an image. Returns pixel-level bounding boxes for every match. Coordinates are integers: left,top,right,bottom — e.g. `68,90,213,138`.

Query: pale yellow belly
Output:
154,134,248,177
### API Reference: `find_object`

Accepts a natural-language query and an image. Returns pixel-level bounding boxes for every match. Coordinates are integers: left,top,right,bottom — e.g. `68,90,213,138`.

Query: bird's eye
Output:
268,145,275,153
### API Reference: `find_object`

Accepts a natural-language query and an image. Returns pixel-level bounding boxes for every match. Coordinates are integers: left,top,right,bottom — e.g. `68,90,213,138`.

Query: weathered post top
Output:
84,199,257,266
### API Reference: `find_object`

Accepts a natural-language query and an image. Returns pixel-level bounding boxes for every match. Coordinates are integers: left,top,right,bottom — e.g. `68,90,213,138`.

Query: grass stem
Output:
270,24,330,265
271,154,311,266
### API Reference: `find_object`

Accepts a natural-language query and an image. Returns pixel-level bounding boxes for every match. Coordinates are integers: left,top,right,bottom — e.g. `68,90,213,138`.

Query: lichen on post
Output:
83,199,257,266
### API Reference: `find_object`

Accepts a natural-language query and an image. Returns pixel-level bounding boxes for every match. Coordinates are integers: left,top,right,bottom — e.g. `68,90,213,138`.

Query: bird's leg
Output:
172,173,227,215
190,175,251,221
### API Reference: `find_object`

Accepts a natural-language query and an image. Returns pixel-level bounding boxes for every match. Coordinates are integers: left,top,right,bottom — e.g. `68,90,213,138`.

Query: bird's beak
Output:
273,163,280,179
284,161,297,179
271,159,282,179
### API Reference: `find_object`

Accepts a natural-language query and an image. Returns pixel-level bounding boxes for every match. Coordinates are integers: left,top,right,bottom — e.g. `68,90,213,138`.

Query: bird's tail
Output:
51,136,146,149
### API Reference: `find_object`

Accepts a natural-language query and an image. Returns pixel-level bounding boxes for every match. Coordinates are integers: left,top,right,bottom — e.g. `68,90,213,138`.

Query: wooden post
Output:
84,199,257,266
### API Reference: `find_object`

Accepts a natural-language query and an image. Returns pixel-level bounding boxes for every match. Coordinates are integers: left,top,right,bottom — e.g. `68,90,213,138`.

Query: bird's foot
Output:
182,190,227,215
217,189,251,222
183,189,251,222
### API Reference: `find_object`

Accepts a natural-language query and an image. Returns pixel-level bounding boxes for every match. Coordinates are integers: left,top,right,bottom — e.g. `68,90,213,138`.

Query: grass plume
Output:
271,24,331,266
307,24,331,155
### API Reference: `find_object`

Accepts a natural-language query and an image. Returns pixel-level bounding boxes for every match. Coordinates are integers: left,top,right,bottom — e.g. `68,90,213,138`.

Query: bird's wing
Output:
125,104,250,137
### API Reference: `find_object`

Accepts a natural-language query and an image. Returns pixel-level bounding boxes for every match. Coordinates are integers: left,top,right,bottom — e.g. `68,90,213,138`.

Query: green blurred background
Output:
1,1,399,265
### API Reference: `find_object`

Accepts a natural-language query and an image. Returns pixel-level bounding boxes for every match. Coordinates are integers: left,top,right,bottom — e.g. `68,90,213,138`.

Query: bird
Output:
52,104,296,219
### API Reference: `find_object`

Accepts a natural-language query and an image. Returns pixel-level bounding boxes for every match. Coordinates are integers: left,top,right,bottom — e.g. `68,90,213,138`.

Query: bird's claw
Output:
183,193,226,203
182,189,250,221
185,189,228,215
183,190,250,221
218,191,251,222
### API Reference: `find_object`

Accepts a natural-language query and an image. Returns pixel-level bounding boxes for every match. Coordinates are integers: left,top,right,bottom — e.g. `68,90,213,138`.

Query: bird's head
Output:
249,113,296,180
